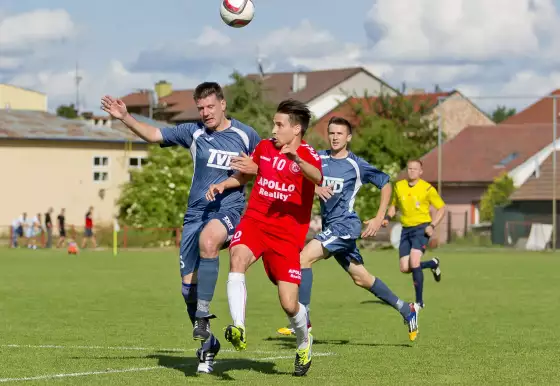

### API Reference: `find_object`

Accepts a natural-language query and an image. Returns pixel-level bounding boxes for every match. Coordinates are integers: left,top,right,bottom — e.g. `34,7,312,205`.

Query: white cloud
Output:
8,60,199,113
365,0,560,62
0,9,75,48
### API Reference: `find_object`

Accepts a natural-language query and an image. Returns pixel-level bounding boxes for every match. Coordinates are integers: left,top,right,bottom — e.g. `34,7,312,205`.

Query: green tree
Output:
480,173,515,222
224,71,276,138
56,104,78,119
491,105,516,123
117,145,193,228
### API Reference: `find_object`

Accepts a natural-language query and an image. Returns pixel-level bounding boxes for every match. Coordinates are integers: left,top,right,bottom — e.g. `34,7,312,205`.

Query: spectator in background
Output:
56,208,66,248
26,213,41,249
82,206,97,249
45,207,54,248
11,214,24,247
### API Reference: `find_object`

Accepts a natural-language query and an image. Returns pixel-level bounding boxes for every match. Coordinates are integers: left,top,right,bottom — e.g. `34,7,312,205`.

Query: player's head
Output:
327,116,352,152
272,99,311,148
193,82,227,130
61,208,65,214
407,159,423,181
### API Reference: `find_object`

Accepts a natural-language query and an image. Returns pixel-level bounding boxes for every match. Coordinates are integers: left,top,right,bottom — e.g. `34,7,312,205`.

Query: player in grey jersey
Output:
276,116,419,342
102,82,260,373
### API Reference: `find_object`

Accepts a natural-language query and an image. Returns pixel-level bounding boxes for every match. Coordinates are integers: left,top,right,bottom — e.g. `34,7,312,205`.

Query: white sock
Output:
227,272,246,328
289,303,309,350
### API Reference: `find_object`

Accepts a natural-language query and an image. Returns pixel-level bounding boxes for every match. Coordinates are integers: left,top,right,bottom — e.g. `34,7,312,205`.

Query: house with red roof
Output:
120,67,398,124
312,90,494,141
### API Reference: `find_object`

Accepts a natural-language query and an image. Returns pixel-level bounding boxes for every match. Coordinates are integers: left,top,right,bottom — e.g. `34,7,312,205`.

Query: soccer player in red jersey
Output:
206,99,321,376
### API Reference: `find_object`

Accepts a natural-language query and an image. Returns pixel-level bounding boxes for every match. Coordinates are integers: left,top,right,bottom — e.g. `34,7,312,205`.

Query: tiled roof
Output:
418,123,556,184
502,89,560,124
510,151,560,200
0,110,155,143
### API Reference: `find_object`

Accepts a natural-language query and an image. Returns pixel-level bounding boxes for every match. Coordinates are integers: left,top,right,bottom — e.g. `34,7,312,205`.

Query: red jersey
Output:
245,139,322,246
85,212,93,229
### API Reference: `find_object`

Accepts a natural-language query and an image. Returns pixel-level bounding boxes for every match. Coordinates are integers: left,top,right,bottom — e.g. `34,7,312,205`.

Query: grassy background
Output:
0,248,558,385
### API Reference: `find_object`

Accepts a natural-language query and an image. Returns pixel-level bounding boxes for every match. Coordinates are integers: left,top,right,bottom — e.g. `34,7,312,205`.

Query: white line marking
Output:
0,367,164,383
0,352,336,383
0,344,280,355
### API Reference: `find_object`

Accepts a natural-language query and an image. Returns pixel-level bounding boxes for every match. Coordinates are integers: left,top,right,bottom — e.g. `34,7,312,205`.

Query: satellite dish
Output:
390,223,402,250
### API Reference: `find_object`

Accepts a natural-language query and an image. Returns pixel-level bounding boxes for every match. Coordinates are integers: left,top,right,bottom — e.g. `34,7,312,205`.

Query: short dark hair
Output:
408,159,423,167
327,116,352,134
193,82,224,101
276,99,312,136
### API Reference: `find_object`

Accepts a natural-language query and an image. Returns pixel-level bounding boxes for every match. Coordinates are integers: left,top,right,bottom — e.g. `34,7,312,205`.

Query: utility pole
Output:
75,62,82,114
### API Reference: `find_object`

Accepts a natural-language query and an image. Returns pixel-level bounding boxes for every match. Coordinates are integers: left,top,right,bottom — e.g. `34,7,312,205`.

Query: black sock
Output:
411,267,424,305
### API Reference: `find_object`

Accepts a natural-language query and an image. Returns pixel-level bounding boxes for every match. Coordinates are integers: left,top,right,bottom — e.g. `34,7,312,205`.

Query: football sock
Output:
227,272,246,327
369,278,410,318
288,303,309,350
196,257,219,317
201,334,218,352
298,268,313,308
421,259,437,270
181,283,197,325
411,267,424,305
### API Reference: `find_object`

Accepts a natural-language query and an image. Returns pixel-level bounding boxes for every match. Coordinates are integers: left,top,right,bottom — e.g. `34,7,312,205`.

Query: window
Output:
93,155,109,182
129,157,147,168
494,152,518,168
93,171,108,181
93,156,109,166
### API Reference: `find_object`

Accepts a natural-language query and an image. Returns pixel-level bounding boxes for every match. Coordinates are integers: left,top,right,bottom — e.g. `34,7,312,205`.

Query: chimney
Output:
155,80,172,99
292,72,307,93
407,88,426,95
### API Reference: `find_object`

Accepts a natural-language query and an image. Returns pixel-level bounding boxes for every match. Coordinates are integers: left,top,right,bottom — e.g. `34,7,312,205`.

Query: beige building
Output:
0,84,47,111
0,110,167,229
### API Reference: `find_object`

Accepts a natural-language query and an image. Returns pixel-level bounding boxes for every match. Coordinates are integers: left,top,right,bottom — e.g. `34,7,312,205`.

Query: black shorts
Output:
60,229,66,237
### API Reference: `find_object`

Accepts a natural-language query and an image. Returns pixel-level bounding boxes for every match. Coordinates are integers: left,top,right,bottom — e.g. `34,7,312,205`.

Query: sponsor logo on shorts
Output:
288,268,301,280
222,215,234,230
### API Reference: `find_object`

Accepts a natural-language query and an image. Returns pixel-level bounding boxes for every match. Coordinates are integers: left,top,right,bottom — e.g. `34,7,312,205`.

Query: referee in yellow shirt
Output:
382,160,446,309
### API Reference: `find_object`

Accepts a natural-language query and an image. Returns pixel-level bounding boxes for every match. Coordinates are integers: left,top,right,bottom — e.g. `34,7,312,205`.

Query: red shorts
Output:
229,216,301,285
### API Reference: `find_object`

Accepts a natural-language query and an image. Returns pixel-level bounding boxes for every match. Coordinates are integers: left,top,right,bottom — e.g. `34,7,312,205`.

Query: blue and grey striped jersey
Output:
318,150,390,238
160,119,261,213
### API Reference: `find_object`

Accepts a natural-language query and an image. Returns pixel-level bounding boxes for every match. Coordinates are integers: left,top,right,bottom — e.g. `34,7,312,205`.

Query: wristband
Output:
429,223,436,229
384,214,391,221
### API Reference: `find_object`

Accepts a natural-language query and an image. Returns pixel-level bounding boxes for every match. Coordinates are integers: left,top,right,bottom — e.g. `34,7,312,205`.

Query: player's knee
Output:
199,237,220,257
280,297,298,317
229,249,249,272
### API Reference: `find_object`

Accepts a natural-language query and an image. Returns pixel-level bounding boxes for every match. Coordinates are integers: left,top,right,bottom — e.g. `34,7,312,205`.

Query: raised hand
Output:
101,95,128,119
280,144,298,161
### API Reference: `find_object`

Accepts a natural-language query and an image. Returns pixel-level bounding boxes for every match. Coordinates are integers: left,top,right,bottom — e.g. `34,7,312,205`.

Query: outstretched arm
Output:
101,95,163,143
362,183,392,238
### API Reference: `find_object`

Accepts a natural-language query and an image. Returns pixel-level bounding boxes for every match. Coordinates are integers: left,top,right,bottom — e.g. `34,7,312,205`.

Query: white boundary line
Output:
0,344,279,355
0,353,335,383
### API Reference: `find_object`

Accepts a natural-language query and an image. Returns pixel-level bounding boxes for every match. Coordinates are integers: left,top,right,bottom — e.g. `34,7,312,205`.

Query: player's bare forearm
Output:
432,206,446,227
295,157,322,185
120,113,163,143
224,172,253,189
375,184,392,219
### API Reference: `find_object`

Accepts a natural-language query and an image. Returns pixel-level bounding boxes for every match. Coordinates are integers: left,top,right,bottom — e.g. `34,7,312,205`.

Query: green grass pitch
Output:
0,248,559,385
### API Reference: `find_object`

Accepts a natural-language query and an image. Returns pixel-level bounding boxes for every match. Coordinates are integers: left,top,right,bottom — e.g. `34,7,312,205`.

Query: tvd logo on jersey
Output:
207,149,239,170
322,176,344,193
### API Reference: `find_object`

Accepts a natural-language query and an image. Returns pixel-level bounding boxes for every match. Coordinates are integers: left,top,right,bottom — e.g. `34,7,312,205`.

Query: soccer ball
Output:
68,242,79,255
220,0,255,28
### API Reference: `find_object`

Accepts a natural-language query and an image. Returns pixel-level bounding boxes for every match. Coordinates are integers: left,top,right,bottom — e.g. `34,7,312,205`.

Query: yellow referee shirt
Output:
391,179,445,227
